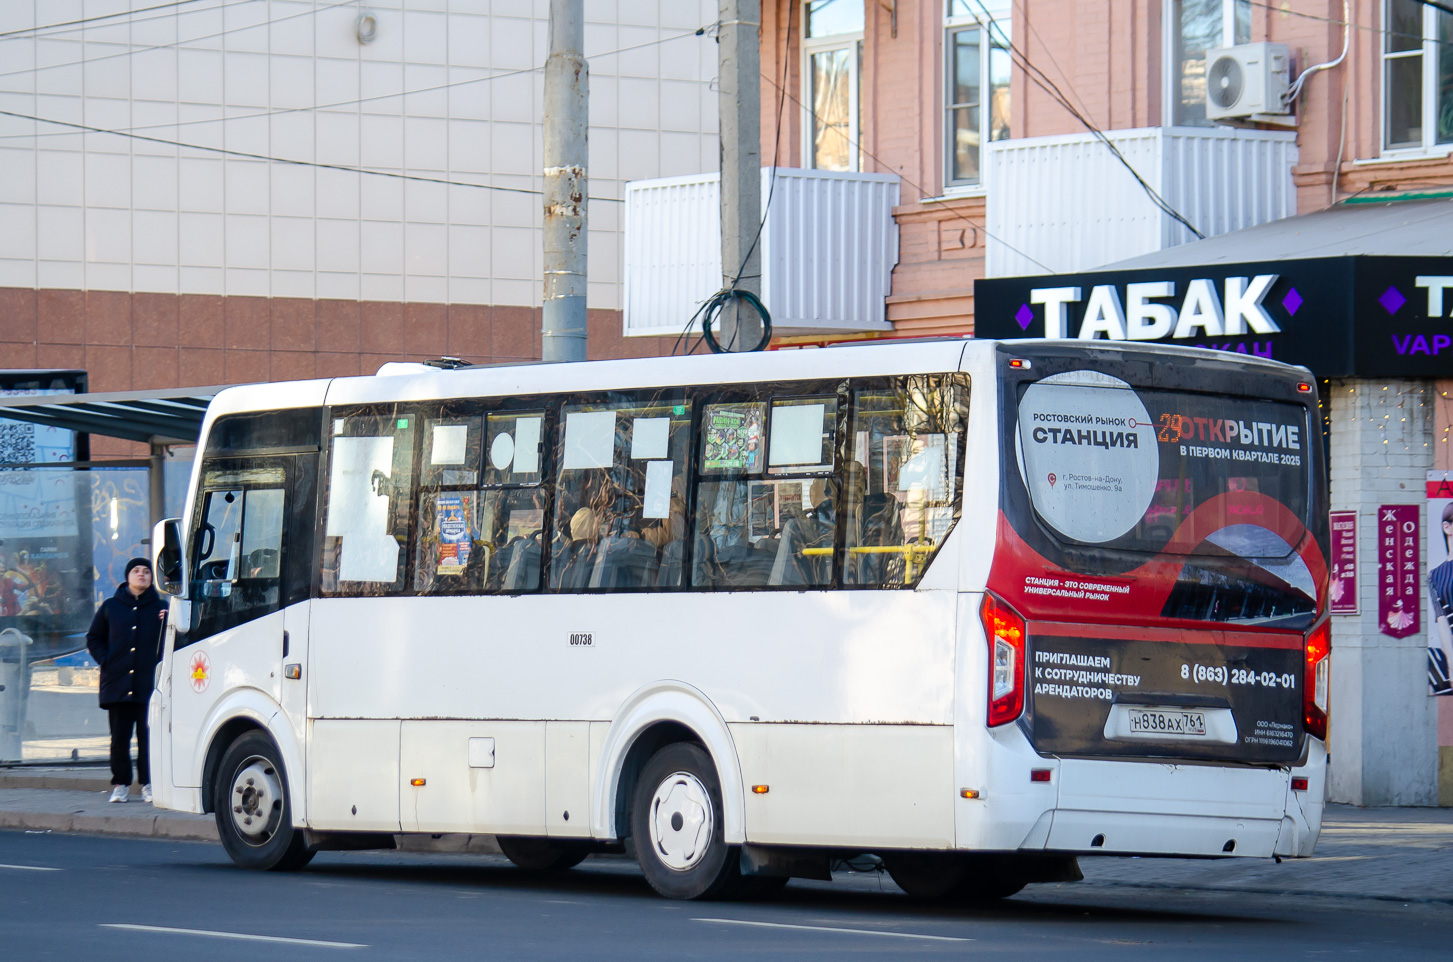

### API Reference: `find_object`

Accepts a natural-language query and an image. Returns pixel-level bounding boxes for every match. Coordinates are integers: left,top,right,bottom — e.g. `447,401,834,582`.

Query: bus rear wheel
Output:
496,836,590,872
631,742,743,900
213,731,314,871
885,852,1027,902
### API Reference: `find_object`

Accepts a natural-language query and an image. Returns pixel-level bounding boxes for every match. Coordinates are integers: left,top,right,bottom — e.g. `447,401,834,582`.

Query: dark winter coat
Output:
85,584,167,708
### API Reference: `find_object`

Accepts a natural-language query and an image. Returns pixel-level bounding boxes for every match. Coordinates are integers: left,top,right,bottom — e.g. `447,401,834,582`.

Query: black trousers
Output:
106,701,150,787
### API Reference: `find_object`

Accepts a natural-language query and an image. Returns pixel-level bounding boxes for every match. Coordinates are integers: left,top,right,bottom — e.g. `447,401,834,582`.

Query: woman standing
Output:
85,558,167,803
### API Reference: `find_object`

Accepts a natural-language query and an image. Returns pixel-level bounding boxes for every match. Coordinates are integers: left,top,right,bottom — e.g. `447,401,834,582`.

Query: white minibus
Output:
149,338,1329,900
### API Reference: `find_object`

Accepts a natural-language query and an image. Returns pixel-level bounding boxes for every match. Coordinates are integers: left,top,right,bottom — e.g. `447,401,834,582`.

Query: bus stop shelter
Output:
0,383,224,764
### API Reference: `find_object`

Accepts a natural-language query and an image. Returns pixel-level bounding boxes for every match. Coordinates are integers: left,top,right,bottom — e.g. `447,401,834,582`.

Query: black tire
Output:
213,731,314,871
885,852,1026,902
631,742,743,900
496,836,590,872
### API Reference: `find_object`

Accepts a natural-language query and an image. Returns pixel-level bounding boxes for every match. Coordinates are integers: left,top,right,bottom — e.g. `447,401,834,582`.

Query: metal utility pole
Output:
542,0,588,363
717,0,762,350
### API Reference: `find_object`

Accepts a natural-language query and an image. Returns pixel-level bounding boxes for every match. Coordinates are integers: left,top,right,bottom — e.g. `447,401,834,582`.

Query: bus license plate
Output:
1126,708,1207,738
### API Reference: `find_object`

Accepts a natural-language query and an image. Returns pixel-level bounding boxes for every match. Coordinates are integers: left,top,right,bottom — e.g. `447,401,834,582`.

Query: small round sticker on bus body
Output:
189,651,211,693
490,432,515,470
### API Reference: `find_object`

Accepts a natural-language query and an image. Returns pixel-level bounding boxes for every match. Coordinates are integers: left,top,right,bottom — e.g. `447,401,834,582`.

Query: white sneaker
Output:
108,784,129,803
140,784,153,804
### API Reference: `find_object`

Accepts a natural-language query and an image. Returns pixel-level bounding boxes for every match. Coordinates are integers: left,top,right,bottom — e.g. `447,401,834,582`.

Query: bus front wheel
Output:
631,742,742,900
213,731,314,871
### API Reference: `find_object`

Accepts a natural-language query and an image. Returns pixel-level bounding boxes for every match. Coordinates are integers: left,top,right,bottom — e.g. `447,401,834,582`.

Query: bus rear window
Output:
1015,372,1311,558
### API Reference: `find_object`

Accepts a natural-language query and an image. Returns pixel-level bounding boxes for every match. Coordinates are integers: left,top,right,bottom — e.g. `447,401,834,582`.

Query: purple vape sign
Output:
1378,505,1420,638
1329,511,1358,614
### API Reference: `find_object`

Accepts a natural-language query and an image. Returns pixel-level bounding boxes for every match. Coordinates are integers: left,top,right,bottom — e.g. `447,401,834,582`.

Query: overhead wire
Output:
756,71,1055,277
0,28,709,143
0,0,221,40
970,0,1205,240
676,7,794,356
0,105,591,197
0,0,358,82
0,25,714,202
1239,0,1452,48
1007,0,1098,125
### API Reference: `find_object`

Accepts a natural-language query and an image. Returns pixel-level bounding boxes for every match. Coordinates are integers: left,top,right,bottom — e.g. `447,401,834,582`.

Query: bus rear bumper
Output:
1032,808,1283,857
1000,738,1327,860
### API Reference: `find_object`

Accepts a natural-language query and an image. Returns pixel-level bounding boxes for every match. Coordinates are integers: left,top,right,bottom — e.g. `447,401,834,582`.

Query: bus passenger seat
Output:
589,536,660,589
655,540,684,586
503,539,540,590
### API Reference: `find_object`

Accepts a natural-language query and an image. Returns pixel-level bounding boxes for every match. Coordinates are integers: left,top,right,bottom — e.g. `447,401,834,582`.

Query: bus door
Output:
170,453,316,792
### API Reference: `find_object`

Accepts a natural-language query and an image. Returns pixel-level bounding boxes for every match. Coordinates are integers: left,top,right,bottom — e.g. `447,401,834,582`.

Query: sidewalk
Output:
3,766,1450,903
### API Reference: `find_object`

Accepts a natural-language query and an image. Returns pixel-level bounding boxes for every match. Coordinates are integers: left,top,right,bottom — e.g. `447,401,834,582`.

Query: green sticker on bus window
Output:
398,418,409,429
673,405,686,416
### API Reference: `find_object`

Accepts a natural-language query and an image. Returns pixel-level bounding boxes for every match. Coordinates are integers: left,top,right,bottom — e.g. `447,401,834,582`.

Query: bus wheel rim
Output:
648,770,713,872
229,757,283,845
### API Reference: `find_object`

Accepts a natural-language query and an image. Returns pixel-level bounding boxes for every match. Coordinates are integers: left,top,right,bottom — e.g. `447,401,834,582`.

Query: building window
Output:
1168,0,1251,127
804,0,864,171
945,2,1013,188
1383,0,1453,151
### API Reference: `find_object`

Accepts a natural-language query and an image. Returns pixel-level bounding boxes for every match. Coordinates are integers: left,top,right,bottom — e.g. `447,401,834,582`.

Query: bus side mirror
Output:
153,518,186,597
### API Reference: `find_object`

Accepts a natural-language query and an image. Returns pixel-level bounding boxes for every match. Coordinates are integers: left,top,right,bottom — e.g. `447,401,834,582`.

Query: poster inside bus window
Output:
702,403,764,474
435,493,474,574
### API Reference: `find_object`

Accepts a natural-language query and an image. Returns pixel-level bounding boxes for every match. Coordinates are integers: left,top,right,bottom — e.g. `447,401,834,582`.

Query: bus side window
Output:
480,411,548,592
413,412,487,594
845,375,969,588
321,410,416,596
551,393,691,592
692,392,839,590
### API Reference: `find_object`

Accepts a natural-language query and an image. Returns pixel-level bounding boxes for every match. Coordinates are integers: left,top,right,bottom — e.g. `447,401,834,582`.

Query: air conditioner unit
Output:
1204,42,1292,123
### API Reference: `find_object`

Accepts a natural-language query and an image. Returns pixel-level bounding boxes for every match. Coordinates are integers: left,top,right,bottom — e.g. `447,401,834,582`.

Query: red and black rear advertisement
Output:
990,345,1328,764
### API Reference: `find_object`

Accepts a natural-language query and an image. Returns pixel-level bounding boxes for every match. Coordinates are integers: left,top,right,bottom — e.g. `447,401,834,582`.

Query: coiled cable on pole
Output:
700,288,773,354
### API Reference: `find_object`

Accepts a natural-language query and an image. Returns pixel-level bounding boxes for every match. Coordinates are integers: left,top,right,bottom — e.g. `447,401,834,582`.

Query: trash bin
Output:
0,627,33,763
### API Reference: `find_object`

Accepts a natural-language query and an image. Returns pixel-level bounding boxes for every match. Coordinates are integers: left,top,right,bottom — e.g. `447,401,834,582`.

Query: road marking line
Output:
0,863,60,872
692,918,972,942
101,924,366,948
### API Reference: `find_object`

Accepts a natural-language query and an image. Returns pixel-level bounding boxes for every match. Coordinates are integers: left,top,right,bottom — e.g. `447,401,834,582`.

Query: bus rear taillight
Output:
1303,619,1331,741
982,593,1027,727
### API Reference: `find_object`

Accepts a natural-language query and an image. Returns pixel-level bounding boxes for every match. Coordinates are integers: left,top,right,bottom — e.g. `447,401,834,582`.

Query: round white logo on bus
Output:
1017,372,1160,544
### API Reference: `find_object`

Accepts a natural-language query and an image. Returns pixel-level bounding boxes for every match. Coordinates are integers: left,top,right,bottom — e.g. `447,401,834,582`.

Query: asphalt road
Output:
2,831,1449,961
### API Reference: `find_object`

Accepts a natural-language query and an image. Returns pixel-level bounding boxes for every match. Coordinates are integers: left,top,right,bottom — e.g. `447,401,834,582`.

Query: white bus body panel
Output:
731,723,955,848
308,719,401,832
308,592,956,725
169,609,287,783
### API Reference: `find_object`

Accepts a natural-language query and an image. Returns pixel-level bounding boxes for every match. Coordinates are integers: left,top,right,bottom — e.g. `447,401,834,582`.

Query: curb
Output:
0,808,508,853
1082,878,1453,907
0,808,218,841
0,772,124,792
